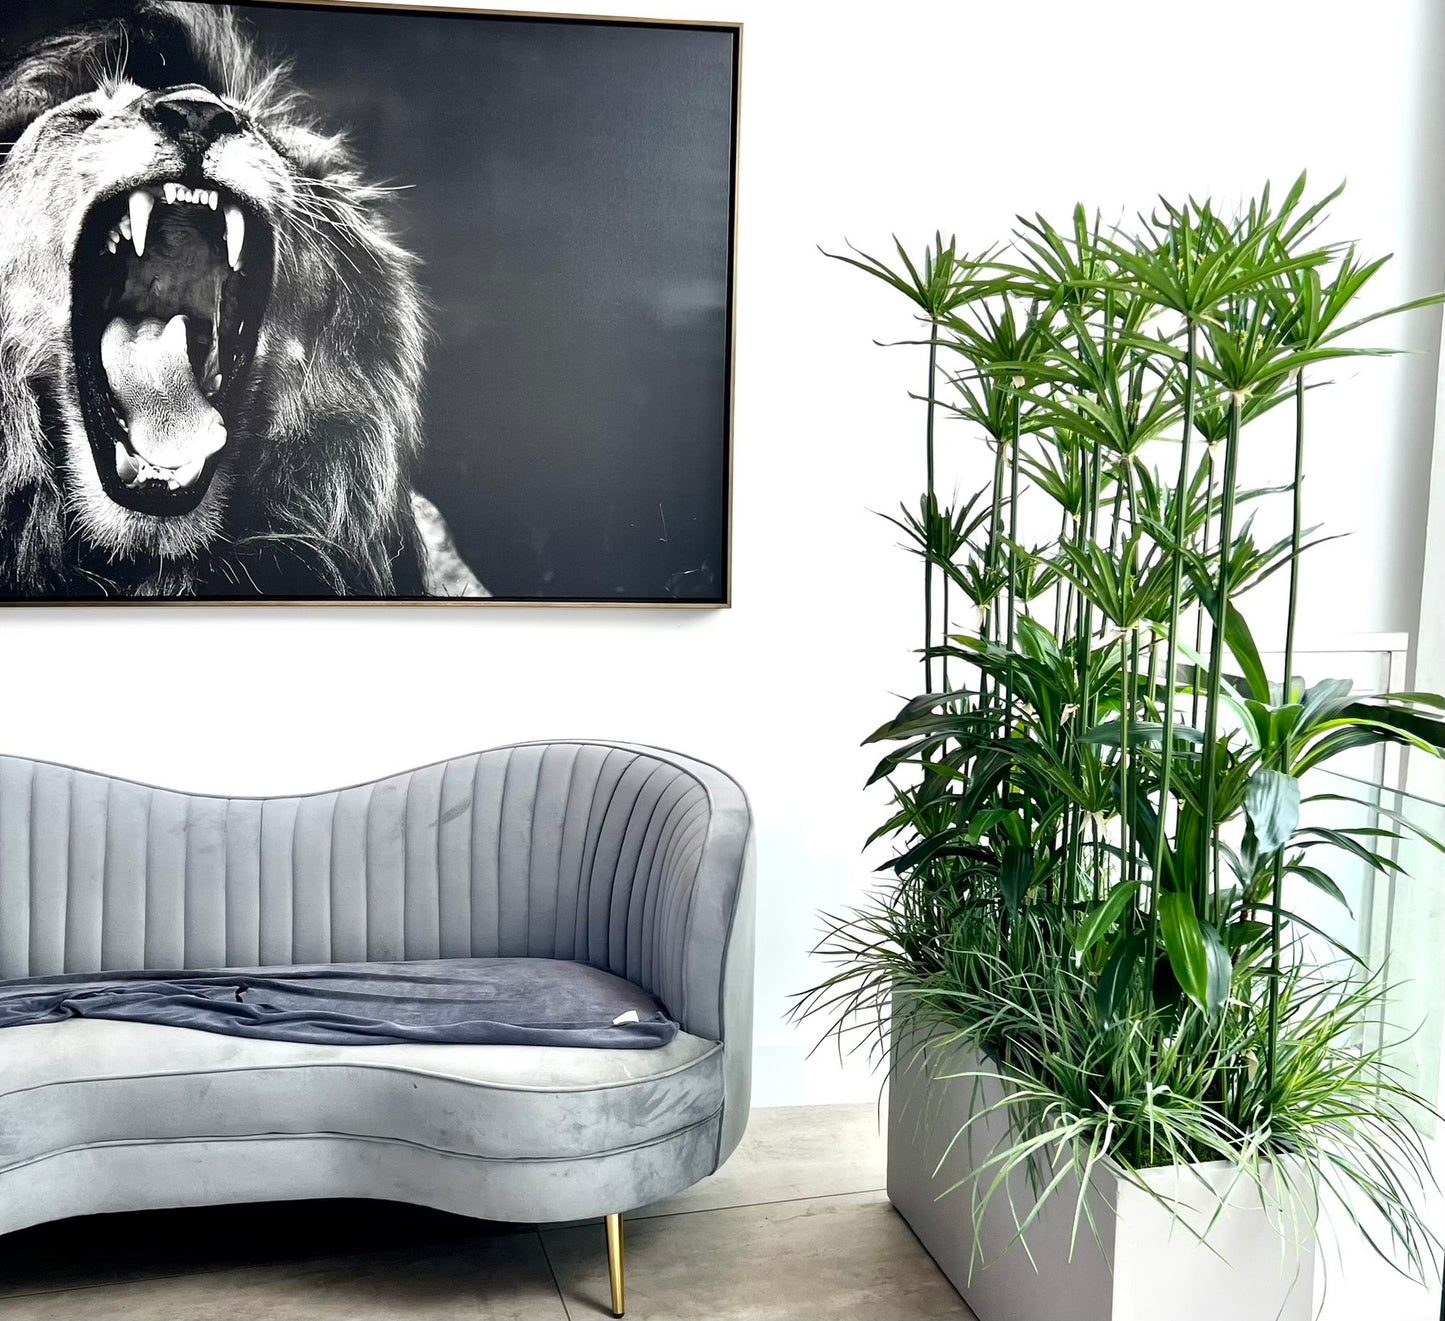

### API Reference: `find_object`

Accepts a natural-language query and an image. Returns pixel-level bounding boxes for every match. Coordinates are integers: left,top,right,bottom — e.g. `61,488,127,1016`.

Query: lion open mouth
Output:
71,182,273,515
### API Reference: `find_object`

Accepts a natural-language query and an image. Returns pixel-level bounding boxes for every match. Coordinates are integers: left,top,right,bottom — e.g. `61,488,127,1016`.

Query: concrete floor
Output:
0,1105,976,1321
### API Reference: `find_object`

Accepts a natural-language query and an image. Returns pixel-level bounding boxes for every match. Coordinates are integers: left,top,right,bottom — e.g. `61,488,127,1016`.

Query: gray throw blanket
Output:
0,958,678,1048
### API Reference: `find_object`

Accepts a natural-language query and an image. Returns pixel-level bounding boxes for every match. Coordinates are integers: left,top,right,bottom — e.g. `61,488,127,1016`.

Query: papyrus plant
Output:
799,177,1445,1278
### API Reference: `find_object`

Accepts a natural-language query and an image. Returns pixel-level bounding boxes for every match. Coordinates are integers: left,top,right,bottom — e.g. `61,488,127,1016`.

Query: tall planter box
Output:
887,1016,1316,1321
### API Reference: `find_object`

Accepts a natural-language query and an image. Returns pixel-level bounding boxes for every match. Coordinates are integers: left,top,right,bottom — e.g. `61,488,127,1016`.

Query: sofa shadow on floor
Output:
0,1106,976,1321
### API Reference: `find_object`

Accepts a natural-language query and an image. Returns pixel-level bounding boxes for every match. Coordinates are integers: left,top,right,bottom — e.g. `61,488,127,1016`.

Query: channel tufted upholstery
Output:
0,741,755,1234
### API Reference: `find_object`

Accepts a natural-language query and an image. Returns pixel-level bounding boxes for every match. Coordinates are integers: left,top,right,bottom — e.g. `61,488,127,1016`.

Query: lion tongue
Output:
101,315,226,480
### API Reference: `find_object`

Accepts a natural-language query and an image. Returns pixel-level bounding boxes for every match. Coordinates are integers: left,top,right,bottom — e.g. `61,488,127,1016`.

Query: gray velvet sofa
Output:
0,740,754,1316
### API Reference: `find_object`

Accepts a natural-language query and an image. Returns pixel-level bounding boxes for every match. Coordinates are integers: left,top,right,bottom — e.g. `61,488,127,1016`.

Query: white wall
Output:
6,0,1444,1116
3,0,1442,1312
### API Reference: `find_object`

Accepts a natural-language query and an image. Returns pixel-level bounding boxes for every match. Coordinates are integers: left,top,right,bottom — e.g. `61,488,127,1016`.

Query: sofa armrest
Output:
657,758,753,1045
569,741,753,1162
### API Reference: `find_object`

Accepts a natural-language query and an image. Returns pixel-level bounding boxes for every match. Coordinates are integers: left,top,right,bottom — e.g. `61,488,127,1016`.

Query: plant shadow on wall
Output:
795,177,1445,1292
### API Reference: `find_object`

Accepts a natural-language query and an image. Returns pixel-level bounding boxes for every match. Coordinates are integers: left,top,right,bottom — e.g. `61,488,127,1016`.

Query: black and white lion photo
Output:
0,1,736,602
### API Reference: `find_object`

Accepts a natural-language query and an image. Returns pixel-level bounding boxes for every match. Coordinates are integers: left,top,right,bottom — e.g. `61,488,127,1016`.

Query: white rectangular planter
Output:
888,1021,1316,1321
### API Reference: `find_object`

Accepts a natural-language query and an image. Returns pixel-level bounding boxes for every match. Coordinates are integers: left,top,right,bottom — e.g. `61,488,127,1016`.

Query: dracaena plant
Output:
797,177,1445,1281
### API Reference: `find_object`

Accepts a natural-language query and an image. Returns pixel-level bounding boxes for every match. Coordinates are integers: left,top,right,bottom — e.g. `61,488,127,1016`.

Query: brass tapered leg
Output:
605,1212,625,1318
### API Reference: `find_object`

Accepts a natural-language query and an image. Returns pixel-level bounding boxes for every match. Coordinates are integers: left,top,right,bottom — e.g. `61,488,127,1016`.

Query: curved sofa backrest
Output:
0,741,753,1044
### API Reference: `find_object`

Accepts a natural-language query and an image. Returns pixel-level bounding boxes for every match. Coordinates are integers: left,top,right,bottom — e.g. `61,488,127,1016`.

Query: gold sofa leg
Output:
605,1212,625,1317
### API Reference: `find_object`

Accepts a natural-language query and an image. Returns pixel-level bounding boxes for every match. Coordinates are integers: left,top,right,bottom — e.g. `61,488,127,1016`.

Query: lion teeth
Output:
114,443,139,484
158,184,219,209
128,190,153,257
117,453,206,490
224,204,245,271
173,457,206,489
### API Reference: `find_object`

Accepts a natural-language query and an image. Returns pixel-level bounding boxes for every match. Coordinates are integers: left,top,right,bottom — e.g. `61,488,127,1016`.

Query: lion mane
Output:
0,1,478,597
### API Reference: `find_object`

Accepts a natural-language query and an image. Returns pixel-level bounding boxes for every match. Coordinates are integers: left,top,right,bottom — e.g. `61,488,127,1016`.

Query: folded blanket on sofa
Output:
0,958,678,1048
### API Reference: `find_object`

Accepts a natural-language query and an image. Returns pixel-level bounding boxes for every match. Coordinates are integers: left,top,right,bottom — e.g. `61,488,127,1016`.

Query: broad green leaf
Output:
1184,565,1270,703
1159,891,1210,1013
964,806,1018,843
1286,862,1351,911
1268,704,1304,750
1338,700,1445,751
1244,769,1300,855
1223,606,1270,705
1095,932,1144,1025
1297,678,1354,731
1200,921,1233,1017
1372,691,1444,709
1295,708,1445,773
1226,919,1271,952
1081,721,1203,748
863,689,977,745
1074,881,1143,955
999,843,1032,916
1242,699,1276,751
1295,825,1406,875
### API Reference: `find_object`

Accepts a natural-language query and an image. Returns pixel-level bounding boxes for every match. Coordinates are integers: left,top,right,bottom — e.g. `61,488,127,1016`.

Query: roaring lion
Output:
0,1,486,597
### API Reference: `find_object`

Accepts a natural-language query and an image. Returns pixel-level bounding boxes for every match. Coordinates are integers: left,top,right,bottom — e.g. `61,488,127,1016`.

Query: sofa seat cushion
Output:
0,1016,723,1171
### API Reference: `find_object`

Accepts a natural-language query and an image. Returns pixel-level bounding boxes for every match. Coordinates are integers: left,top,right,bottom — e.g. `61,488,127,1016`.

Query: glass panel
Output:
1311,762,1445,1121
1258,640,1443,1123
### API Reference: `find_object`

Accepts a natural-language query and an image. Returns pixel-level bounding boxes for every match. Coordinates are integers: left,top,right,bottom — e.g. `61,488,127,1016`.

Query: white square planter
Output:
888,1019,1316,1321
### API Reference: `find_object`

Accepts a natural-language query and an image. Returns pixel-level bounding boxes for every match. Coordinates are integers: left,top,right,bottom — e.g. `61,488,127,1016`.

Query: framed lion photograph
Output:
0,0,739,604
